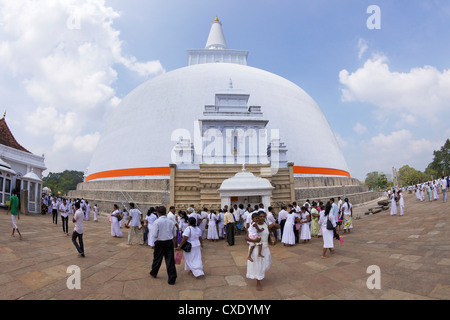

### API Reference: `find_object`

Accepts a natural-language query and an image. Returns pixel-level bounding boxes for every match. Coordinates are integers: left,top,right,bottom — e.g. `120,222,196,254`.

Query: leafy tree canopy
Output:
43,170,84,195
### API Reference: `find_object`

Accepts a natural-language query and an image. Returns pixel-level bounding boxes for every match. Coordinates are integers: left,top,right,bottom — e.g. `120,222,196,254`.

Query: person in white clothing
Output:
93,204,99,222
85,201,91,221
342,198,353,233
218,209,225,239
200,208,209,239
398,190,405,216
176,217,204,278
247,212,264,261
51,198,58,225
319,203,336,258
145,207,158,248
206,210,219,241
281,205,299,246
59,199,70,236
390,192,398,216
72,201,85,257
246,211,276,291
442,176,448,203
110,204,123,238
433,183,439,200
299,206,311,244
126,203,143,245
277,206,289,240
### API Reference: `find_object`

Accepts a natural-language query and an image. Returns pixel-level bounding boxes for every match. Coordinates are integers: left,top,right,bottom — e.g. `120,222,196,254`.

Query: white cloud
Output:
0,0,164,173
362,129,441,172
353,122,367,135
357,38,368,60
339,54,450,125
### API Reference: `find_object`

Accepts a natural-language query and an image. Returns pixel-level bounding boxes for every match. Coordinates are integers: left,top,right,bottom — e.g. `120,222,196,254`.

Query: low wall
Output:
69,175,373,215
294,176,363,188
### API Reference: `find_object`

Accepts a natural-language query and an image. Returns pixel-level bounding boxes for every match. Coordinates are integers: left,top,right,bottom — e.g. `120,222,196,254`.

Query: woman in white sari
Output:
177,217,204,278
246,211,278,291
281,205,299,246
206,210,219,241
390,192,398,216
110,204,123,238
398,190,405,216
318,203,336,258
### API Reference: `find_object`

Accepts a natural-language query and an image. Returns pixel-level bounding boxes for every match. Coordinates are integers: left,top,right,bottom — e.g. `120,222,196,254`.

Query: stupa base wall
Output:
69,172,377,214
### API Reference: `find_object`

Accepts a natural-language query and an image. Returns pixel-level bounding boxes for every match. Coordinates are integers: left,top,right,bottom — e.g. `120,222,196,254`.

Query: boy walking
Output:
7,190,22,240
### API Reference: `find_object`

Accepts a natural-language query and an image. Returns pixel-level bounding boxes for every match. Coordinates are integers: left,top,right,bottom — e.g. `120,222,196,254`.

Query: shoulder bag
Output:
180,227,192,252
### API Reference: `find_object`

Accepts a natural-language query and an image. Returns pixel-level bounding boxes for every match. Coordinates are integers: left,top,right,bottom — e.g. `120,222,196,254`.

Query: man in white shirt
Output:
59,199,70,236
72,201,85,257
126,203,144,245
330,198,340,232
337,197,343,214
168,206,180,232
150,206,177,285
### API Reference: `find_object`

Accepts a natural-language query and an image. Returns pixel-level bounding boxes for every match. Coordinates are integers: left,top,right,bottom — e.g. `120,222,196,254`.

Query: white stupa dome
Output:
86,18,349,182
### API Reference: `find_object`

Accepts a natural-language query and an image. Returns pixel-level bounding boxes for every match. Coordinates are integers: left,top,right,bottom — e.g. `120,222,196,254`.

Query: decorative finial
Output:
2,110,5,119
214,16,219,22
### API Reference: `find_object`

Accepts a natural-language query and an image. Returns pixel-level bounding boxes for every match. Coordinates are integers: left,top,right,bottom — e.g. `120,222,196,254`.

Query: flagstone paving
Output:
1,192,449,300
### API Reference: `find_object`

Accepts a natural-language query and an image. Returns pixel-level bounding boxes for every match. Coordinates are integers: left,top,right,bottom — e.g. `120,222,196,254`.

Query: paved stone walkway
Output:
1,192,449,300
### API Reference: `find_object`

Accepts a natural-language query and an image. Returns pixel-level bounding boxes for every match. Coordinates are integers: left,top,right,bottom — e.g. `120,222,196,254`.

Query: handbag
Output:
175,251,183,265
326,215,334,230
180,227,192,252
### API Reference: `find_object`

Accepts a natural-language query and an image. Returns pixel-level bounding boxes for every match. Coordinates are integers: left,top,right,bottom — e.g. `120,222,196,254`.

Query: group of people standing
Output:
413,177,448,203
278,198,352,258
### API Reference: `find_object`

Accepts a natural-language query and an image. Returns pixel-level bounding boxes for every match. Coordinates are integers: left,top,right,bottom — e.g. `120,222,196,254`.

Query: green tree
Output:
365,171,389,190
398,165,427,186
425,139,450,178
43,170,84,195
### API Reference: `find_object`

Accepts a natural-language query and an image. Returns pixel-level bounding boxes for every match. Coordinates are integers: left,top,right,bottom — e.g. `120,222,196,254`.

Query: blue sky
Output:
1,0,449,181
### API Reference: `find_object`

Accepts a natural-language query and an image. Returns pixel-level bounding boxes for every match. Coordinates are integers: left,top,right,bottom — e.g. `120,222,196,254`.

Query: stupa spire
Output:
205,16,228,50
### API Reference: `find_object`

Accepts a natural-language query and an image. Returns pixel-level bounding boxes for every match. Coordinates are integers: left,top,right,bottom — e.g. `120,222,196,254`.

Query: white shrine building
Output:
0,114,46,213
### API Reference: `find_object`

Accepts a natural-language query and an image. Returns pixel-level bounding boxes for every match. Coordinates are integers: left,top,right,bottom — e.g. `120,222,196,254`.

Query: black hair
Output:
158,206,167,215
188,217,197,226
324,202,332,216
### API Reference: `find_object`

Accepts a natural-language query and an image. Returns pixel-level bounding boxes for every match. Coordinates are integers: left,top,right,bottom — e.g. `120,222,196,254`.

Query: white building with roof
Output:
0,114,46,212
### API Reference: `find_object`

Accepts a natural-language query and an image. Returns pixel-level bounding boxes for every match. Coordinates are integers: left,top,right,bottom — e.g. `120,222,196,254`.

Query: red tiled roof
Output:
0,117,31,153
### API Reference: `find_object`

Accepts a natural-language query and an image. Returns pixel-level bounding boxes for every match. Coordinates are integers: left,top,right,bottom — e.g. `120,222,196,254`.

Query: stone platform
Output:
1,192,449,300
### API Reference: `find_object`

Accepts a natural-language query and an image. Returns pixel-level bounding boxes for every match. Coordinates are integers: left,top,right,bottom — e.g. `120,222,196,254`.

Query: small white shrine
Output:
218,165,274,209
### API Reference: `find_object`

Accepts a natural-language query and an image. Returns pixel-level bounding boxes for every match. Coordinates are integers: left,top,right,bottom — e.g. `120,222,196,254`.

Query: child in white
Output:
247,213,264,262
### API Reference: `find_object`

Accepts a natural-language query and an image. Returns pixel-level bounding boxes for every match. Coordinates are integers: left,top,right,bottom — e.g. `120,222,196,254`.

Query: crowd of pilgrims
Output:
386,176,449,216
40,194,353,257
412,177,448,202
107,198,352,257
41,195,98,235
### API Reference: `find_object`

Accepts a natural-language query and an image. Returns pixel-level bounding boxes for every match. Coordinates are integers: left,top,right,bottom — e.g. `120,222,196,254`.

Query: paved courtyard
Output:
1,192,449,300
